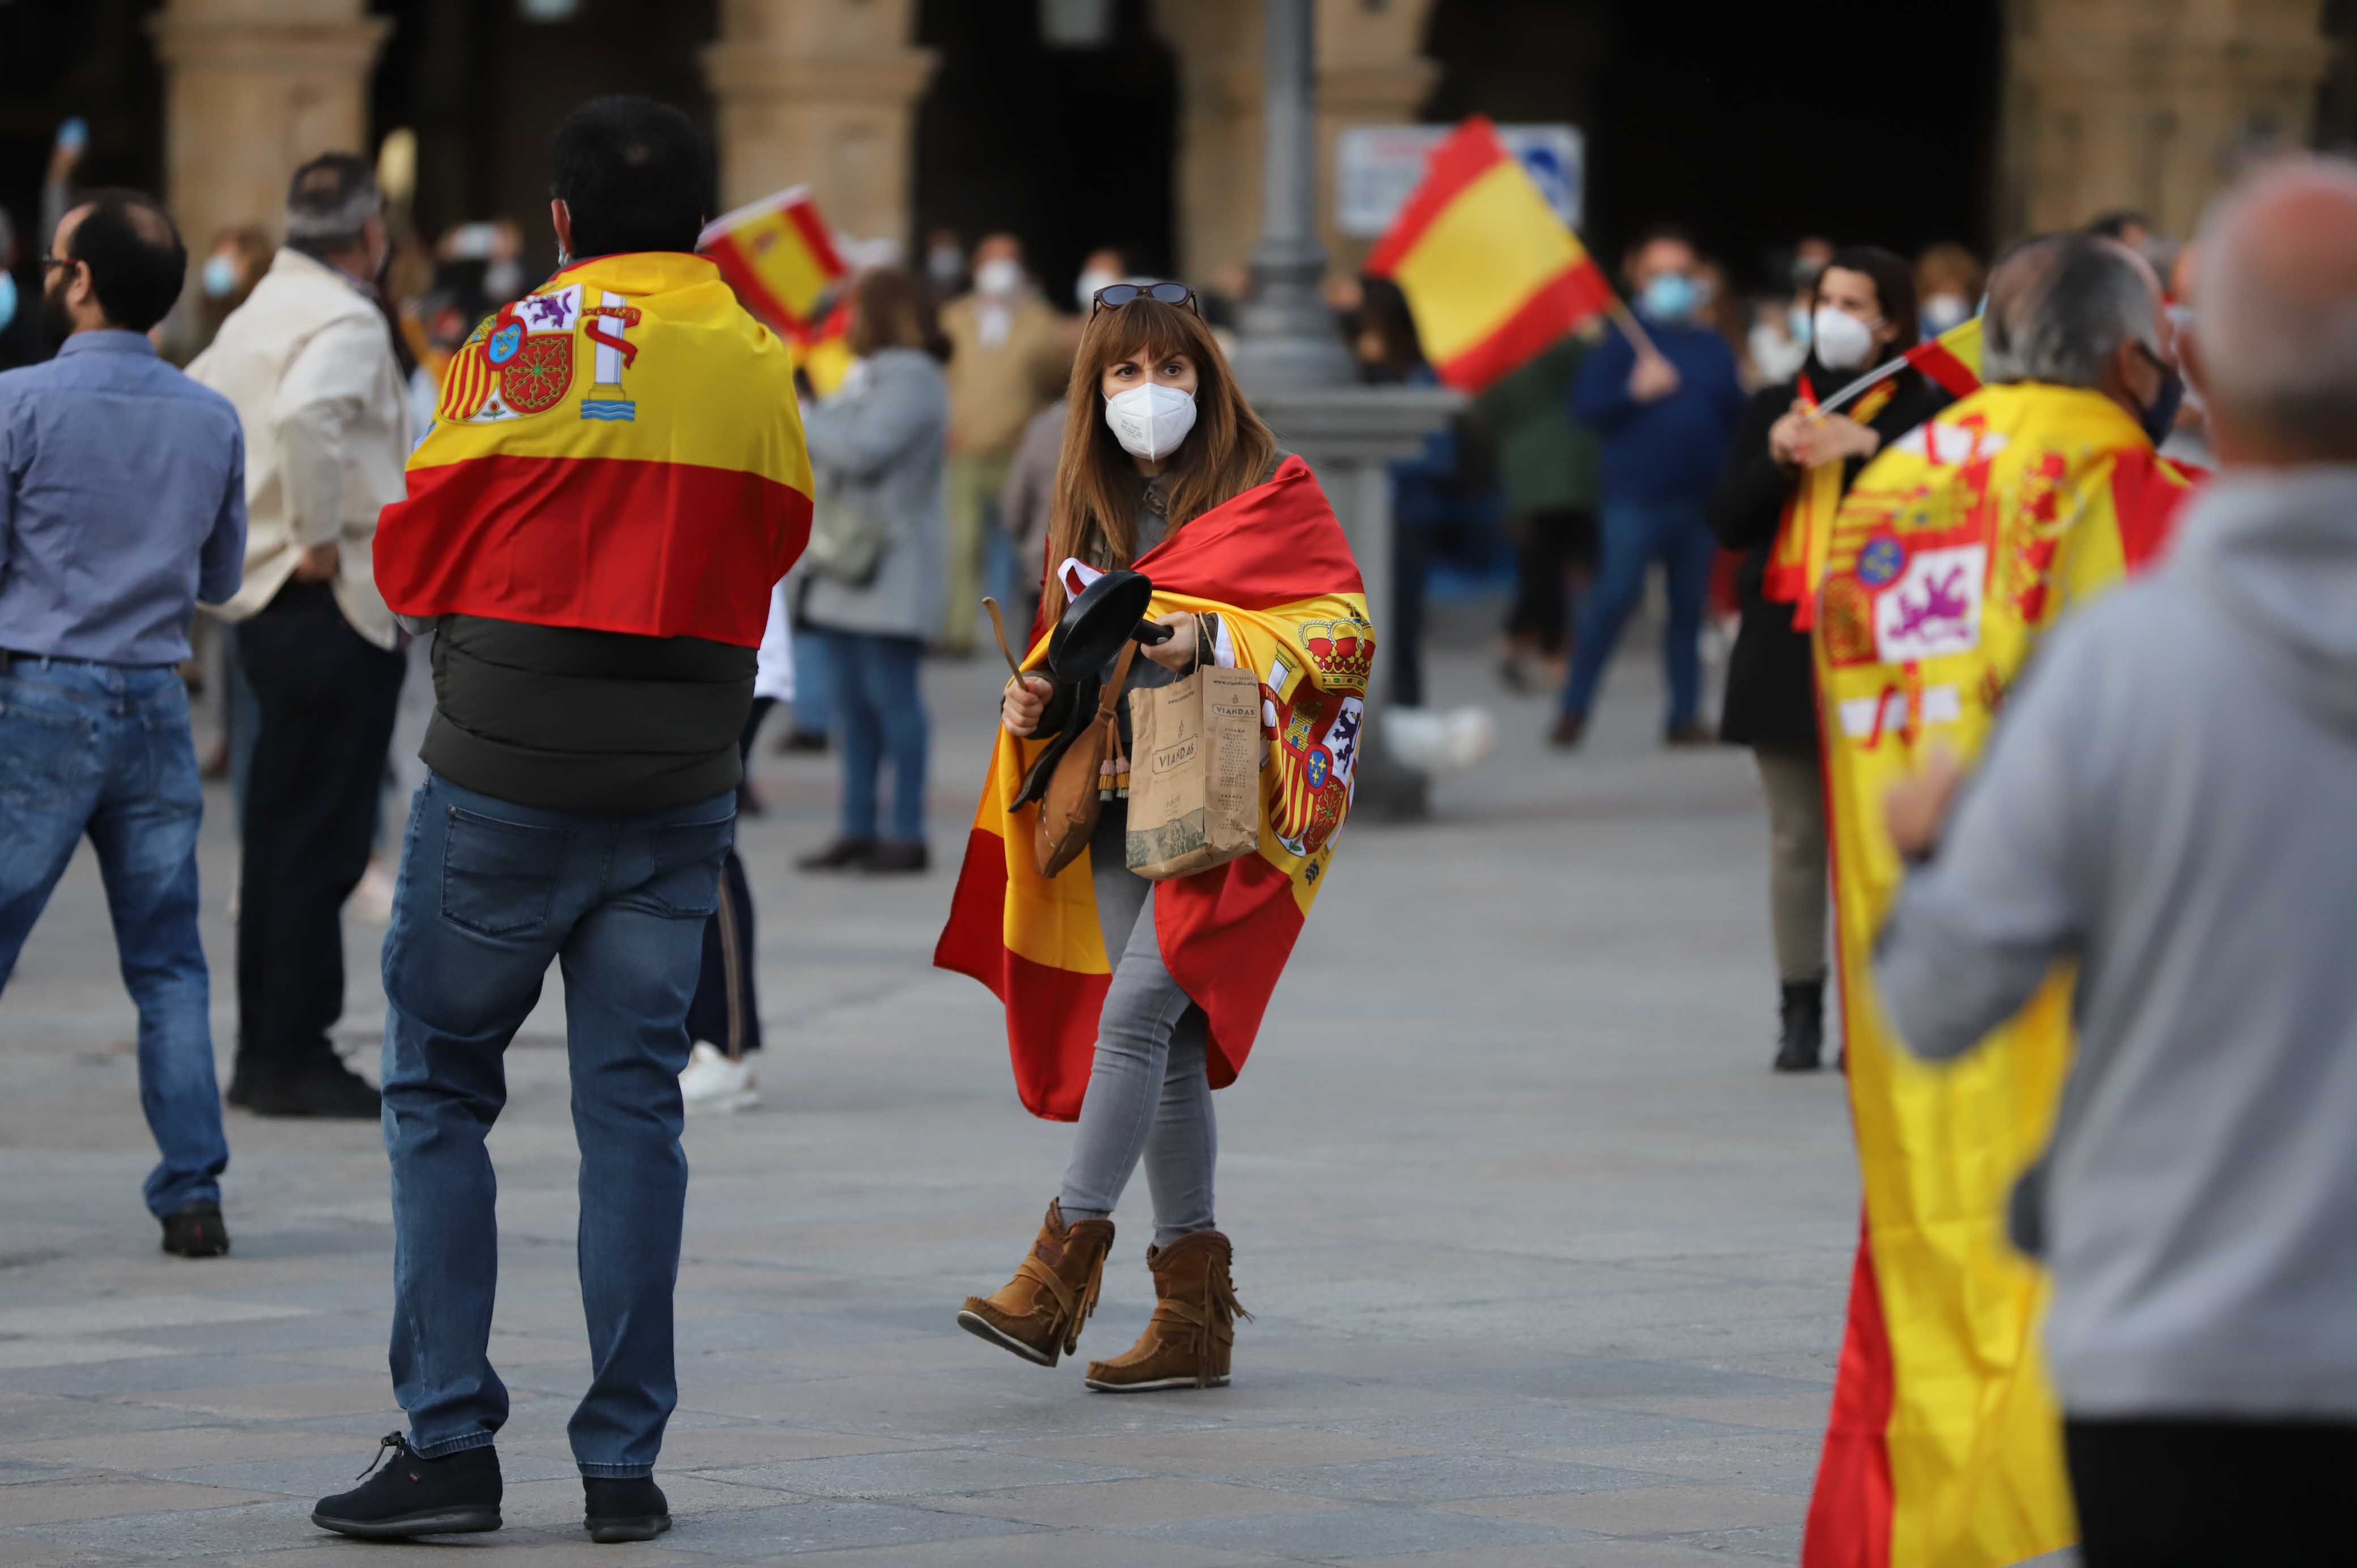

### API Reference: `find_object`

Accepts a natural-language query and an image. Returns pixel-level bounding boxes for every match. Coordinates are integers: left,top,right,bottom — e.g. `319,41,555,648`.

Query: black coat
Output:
1709,364,1952,749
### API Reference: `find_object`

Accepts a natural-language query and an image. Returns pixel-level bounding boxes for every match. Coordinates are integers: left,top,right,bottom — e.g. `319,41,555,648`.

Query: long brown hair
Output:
846,266,951,361
1040,296,1277,620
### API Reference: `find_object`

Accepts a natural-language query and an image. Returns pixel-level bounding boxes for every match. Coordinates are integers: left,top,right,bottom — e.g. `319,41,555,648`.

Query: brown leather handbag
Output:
1035,639,1137,878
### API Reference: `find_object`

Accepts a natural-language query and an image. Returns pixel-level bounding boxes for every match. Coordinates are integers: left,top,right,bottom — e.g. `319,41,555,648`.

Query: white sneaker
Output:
679,1042,759,1116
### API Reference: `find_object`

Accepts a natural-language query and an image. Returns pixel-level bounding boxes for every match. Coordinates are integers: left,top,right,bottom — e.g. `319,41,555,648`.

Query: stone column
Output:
1153,0,1262,287
2001,0,2333,238
702,0,937,248
147,0,389,255
1314,0,1439,274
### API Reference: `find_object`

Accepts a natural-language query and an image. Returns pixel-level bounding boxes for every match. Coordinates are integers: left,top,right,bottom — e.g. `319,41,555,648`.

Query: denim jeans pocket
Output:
622,818,733,921
440,807,571,938
0,680,100,809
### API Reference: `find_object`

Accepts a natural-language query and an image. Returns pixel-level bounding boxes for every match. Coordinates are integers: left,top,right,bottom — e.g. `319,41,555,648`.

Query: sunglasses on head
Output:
1091,281,1199,318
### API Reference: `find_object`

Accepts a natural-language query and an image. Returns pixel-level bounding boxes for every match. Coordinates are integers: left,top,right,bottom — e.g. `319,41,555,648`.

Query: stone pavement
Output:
1,636,1860,1565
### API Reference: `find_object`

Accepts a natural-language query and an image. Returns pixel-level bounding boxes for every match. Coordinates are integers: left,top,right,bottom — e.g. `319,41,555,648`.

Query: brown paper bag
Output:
1124,666,1262,880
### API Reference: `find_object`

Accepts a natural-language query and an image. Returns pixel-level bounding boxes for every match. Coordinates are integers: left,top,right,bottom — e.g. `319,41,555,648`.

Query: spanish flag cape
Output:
935,456,1372,1120
1805,384,2196,1568
375,252,813,647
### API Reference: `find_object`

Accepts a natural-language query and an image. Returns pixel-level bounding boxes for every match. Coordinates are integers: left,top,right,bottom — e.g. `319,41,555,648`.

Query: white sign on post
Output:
1337,123,1584,240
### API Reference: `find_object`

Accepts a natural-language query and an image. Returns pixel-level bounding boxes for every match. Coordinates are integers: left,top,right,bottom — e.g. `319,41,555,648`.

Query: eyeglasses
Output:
39,254,74,272
1091,281,1199,318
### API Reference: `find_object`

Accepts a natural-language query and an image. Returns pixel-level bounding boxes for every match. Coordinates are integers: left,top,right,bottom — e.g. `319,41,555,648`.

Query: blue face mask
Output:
1641,272,1698,323
0,271,15,334
202,254,239,300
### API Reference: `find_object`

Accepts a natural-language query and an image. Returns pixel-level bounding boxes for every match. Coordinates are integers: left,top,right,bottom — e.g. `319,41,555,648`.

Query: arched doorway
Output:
912,0,1177,305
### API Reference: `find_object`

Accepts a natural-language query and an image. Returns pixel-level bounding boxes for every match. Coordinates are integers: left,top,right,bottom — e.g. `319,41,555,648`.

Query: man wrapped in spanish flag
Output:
316,98,810,1546
1805,234,2200,1568
935,283,1370,1398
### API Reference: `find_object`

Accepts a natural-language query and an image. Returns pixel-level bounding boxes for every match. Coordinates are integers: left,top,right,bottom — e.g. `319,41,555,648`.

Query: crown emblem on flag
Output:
1300,613,1375,691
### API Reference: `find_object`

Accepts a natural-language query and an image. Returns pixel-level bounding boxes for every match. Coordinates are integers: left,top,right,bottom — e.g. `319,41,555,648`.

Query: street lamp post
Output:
1228,0,1459,821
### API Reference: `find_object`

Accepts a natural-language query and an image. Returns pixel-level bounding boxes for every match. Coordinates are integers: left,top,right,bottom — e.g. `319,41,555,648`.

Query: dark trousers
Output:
684,697,773,1058
2066,1417,2357,1565
233,582,404,1080
1504,506,1596,658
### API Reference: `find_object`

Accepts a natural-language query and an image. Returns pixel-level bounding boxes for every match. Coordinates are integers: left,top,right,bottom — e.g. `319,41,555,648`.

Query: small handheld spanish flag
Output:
697,186,846,332
1365,116,1614,393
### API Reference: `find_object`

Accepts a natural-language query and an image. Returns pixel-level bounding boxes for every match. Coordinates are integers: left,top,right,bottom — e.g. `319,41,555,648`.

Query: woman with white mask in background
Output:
948,283,1367,1396
1707,247,1953,1073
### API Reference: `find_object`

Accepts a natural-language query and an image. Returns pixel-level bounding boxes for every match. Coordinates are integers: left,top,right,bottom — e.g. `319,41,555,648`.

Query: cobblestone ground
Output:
1,638,1859,1565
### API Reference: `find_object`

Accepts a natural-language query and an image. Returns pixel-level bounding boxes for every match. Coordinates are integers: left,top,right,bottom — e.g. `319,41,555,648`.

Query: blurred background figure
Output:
1915,240,1985,338
1481,323,1598,696
1710,246,1948,1072
797,266,951,876
1875,156,2357,1568
1555,227,1745,749
923,227,966,299
191,153,409,1120
2161,239,2216,468
2086,208,2152,251
192,226,274,345
937,232,1066,656
0,207,35,372
999,389,1066,636
1073,244,1132,313
1351,276,1449,711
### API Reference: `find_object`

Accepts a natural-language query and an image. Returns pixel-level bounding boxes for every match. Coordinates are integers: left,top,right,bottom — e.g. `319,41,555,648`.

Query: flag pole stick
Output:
1807,355,1907,420
1606,297,1663,361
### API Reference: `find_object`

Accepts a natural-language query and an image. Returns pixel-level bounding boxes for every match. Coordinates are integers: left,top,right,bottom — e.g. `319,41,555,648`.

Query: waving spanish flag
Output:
697,186,846,332
1805,385,2197,1568
377,252,812,648
935,457,1372,1120
1365,117,1613,393
1904,316,1985,399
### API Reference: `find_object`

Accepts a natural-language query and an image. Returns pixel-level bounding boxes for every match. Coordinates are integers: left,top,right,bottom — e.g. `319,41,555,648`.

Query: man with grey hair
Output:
1875,155,2357,1563
1979,231,2184,446
190,154,410,1119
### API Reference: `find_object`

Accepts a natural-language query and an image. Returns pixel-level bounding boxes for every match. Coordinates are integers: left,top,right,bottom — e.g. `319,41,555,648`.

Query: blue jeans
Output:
0,660,227,1217
380,773,735,1477
1558,500,1717,731
815,628,928,843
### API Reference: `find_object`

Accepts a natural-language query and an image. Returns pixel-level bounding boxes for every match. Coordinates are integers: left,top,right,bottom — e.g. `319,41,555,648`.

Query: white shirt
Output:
189,248,410,649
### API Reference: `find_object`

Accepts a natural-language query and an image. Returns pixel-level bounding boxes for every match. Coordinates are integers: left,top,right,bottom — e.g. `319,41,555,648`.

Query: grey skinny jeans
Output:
1057,807,1217,1249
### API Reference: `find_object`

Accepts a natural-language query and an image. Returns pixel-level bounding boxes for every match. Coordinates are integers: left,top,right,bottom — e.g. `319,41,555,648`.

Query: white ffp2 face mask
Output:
1104,382,1197,462
1811,305,1879,371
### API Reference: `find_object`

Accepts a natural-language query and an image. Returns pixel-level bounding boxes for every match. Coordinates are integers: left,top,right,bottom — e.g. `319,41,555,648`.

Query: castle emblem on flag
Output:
440,284,582,425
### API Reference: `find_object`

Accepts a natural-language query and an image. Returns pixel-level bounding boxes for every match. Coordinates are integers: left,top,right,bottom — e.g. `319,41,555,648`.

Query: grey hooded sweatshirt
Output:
1875,467,2357,1421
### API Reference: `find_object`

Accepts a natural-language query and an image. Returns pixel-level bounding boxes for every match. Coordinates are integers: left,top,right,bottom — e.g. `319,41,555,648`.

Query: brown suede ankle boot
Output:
956,1201,1116,1367
1083,1230,1251,1392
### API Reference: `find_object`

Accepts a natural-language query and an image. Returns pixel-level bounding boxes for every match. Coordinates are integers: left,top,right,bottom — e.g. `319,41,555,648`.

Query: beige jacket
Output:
941,291,1070,457
189,248,408,648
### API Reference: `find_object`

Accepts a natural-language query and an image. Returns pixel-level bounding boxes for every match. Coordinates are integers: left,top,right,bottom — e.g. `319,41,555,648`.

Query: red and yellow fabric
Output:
935,457,1372,1120
696,186,846,331
377,252,812,649
1364,116,1614,394
1803,384,2198,1568
1761,376,1899,628
1904,316,1985,399
792,299,856,400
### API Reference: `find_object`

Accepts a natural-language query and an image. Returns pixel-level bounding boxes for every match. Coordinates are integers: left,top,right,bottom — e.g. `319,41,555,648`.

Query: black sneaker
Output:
160,1201,229,1258
236,1058,381,1119
583,1476,671,1544
313,1434,501,1540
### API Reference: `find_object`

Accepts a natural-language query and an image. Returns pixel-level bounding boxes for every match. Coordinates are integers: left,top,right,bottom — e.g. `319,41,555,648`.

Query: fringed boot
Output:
1083,1230,1250,1392
956,1201,1115,1367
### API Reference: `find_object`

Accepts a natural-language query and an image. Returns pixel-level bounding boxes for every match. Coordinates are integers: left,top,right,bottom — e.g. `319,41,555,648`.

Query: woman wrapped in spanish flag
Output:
934,283,1373,1392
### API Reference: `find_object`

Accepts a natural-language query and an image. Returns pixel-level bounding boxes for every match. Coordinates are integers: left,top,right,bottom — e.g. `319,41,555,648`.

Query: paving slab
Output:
0,641,1862,1563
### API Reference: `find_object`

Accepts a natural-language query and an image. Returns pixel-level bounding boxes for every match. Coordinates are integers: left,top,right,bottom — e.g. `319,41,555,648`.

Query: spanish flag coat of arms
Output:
935,457,1373,1120
377,252,814,647
1805,383,2196,1568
